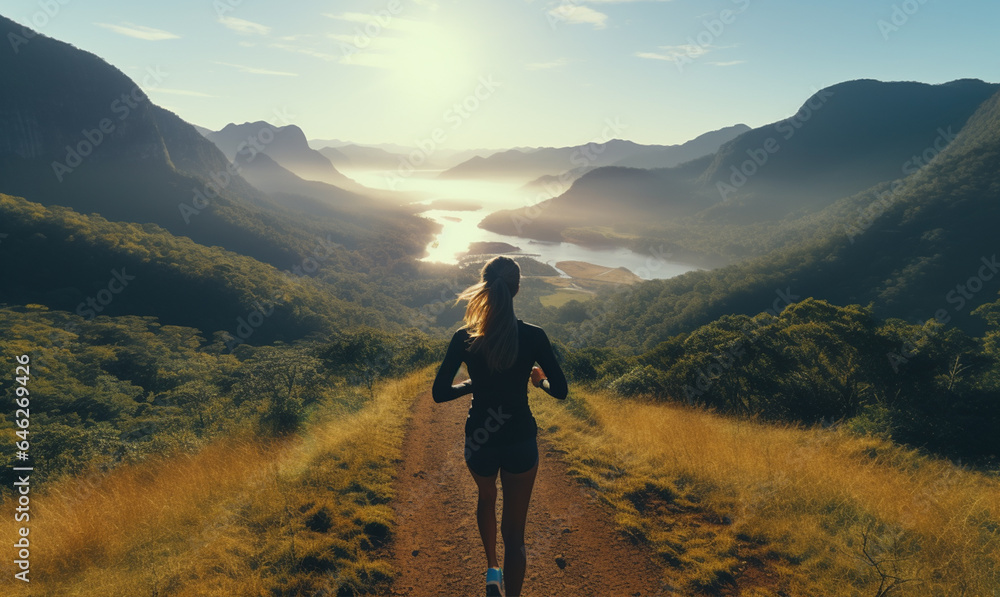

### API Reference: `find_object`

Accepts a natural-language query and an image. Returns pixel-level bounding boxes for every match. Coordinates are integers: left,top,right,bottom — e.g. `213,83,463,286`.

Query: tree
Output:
233,347,323,434
320,327,399,397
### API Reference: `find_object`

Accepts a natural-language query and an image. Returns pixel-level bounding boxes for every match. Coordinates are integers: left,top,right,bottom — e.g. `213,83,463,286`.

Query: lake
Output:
345,169,700,281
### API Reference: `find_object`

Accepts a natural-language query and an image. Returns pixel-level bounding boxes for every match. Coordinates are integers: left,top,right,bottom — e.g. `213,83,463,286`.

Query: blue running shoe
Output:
486,566,503,596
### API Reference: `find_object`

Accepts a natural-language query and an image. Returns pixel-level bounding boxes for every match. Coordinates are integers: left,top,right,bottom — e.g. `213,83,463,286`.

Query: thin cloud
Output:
214,61,298,77
710,60,746,67
94,22,180,41
636,44,713,62
326,32,406,50
218,16,271,35
526,57,569,70
269,42,340,62
548,5,608,29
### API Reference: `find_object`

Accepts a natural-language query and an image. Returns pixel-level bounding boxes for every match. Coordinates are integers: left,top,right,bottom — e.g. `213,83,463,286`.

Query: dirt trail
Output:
383,388,670,596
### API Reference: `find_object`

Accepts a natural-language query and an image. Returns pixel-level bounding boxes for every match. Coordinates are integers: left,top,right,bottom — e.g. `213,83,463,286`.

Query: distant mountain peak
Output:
438,127,748,182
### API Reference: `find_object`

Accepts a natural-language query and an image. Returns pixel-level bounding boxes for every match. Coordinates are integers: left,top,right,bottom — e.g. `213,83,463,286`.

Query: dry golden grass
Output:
530,386,1000,596
555,261,642,285
539,288,593,309
0,370,428,596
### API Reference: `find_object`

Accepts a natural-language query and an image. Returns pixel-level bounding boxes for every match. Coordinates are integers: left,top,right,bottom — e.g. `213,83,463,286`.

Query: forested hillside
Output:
550,88,1000,350
480,79,1000,262
0,15,432,269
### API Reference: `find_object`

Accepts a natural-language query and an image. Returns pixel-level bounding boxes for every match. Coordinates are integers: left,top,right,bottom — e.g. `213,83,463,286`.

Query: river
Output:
345,168,700,280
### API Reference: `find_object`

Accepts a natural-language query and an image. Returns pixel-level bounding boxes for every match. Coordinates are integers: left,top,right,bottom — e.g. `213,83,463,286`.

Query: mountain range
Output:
5,10,1000,356
0,14,433,343
480,79,1000,241
307,138,496,170
203,122,365,192
318,144,409,171
438,125,751,183
566,83,1000,349
0,15,431,266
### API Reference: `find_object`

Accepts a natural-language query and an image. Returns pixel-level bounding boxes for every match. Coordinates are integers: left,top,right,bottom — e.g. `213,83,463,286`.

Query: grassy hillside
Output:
0,303,441,494
0,370,428,596
530,385,1000,596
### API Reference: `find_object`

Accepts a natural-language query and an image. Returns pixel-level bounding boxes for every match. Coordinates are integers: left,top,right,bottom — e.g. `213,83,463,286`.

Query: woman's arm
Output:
432,331,474,403
534,328,568,400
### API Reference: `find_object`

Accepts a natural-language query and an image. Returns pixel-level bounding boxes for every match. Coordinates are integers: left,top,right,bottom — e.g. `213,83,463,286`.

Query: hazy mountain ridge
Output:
438,126,749,182
613,124,751,169
566,85,1000,350
318,144,408,170
308,137,498,169
0,14,431,271
696,78,1000,218
204,122,360,189
480,79,1000,245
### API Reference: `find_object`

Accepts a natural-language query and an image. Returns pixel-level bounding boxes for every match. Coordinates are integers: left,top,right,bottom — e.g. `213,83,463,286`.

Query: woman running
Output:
433,256,568,597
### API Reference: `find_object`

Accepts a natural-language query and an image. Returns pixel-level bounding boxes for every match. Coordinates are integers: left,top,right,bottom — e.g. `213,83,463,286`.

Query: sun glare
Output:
389,23,477,109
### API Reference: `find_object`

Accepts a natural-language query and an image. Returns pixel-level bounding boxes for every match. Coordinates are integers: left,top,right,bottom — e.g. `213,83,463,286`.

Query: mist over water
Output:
345,168,700,280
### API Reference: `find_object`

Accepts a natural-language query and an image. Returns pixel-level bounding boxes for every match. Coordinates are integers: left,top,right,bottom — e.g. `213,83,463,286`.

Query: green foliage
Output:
560,345,621,383
0,305,442,490
319,327,443,396
555,299,591,324
230,346,324,434
589,298,999,464
609,365,666,398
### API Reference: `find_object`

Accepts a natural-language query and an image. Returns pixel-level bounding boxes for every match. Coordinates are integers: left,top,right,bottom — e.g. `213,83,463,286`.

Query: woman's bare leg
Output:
468,465,500,569
499,461,538,597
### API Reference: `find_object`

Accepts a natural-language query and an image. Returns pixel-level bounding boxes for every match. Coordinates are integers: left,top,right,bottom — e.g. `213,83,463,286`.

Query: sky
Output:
5,0,999,150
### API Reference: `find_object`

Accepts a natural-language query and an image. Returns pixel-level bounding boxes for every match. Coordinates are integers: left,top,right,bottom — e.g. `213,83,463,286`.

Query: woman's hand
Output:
530,366,546,387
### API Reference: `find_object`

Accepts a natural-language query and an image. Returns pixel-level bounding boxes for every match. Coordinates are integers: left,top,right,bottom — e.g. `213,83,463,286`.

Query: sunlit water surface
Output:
347,169,700,280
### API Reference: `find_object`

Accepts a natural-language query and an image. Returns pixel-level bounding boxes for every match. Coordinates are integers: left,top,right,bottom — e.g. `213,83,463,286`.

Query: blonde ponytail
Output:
457,256,520,372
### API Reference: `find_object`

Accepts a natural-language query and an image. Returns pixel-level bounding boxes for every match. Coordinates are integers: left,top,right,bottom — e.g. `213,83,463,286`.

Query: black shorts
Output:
464,436,538,477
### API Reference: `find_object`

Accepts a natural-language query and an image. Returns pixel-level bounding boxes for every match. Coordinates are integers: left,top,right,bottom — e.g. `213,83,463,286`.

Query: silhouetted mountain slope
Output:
481,156,713,239
318,145,351,166
0,15,430,267
484,79,999,241
697,78,999,218
205,123,414,204
568,88,1000,351
613,124,751,169
309,139,499,169
191,123,214,136
438,139,643,181
236,152,359,208
234,152,420,233
204,122,362,189
439,126,747,182
319,144,409,170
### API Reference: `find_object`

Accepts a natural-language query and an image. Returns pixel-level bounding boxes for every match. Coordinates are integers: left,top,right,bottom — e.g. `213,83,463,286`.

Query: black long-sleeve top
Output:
432,320,568,445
